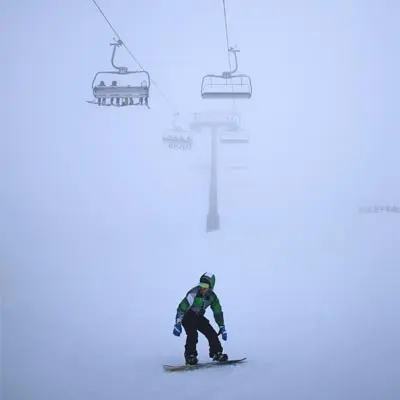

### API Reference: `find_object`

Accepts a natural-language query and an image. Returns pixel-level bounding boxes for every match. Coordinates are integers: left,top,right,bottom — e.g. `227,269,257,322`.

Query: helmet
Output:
199,272,216,290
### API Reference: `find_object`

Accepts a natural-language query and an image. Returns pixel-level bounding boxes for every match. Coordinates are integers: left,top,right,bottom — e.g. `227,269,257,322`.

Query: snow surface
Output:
1,1,400,399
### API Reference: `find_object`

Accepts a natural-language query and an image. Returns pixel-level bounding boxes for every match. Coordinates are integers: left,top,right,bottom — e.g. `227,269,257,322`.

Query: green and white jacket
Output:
175,286,225,327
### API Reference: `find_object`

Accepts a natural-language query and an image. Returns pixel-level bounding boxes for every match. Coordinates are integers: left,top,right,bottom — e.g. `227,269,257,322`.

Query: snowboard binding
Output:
212,352,228,362
185,354,199,365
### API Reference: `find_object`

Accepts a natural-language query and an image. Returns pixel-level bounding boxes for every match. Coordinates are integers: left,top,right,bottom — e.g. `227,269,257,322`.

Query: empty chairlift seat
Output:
201,47,252,100
201,74,252,99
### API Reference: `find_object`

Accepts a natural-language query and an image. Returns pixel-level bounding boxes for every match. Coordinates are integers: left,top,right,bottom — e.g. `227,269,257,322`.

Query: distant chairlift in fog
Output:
220,113,250,144
162,113,193,151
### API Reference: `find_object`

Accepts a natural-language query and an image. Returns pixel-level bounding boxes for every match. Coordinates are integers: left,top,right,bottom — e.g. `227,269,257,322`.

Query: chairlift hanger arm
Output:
221,48,240,77
110,39,128,73
227,47,239,74
172,112,181,130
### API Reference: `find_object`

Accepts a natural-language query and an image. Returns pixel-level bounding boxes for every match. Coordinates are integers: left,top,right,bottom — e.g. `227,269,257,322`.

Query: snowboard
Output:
163,357,247,372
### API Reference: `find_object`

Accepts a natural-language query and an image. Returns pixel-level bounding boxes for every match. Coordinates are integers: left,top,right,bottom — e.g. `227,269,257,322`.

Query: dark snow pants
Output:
182,309,223,358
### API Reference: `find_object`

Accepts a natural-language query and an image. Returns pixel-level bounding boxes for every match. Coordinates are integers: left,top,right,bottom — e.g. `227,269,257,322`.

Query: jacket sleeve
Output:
175,287,197,324
210,292,225,327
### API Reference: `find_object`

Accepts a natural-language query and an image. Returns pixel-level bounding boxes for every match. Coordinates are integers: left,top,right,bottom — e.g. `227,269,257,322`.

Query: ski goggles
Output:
199,282,210,289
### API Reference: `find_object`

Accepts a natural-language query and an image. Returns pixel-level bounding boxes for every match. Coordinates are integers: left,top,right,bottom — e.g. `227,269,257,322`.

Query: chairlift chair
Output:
162,113,193,150
201,47,252,100
87,40,150,108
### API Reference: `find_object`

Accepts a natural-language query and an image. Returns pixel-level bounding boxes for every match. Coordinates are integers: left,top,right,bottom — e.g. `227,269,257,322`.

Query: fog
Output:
1,0,399,399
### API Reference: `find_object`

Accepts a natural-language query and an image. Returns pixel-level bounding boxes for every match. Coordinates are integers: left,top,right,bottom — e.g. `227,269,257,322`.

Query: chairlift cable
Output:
222,0,233,73
91,0,146,72
91,0,177,112
222,0,235,105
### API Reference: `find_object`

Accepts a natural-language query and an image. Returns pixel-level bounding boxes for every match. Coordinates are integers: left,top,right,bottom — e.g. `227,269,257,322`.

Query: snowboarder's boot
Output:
212,352,228,362
185,354,198,365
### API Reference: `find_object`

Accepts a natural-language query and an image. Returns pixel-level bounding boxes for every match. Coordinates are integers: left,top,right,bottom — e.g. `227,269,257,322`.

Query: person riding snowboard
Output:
173,272,228,365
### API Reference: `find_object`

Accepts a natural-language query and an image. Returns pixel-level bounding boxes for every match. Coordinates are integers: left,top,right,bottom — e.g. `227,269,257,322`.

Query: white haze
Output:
1,0,399,399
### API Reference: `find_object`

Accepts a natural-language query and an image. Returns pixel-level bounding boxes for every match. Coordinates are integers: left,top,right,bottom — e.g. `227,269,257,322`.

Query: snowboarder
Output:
173,272,228,365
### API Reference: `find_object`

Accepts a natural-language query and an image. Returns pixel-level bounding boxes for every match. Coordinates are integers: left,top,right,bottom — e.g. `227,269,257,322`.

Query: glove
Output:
219,326,227,341
173,323,182,337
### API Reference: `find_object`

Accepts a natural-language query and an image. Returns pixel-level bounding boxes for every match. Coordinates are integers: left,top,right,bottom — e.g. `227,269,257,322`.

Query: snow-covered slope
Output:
2,210,400,400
